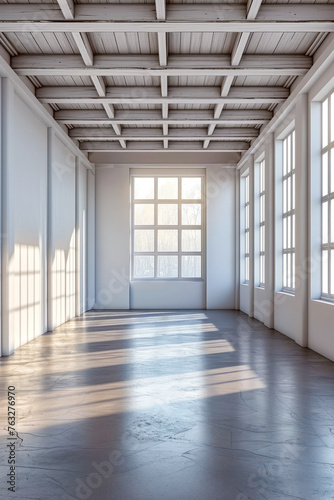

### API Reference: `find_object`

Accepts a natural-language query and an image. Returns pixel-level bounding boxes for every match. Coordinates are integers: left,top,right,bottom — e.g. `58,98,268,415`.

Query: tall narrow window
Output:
259,159,266,287
282,130,296,292
131,175,204,280
244,174,250,283
321,91,334,300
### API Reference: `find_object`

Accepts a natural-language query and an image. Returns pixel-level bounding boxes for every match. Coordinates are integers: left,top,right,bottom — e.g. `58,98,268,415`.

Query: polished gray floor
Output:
1,310,334,500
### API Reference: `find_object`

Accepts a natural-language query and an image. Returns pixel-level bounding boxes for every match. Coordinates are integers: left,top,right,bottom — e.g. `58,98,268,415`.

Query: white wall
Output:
87,169,96,310
0,65,95,356
7,92,48,351
206,166,236,309
50,136,76,328
95,164,236,310
95,166,130,309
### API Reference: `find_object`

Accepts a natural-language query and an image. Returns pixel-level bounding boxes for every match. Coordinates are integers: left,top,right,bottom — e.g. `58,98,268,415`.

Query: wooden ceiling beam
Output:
79,141,249,151
69,127,259,140
1,21,332,33
1,4,333,22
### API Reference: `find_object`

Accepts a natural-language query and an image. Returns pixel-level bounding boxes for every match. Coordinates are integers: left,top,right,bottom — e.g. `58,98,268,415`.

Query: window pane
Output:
182,230,201,252
283,140,287,176
331,94,334,143
134,230,154,252
134,204,154,225
182,178,201,199
158,177,178,199
158,204,178,225
134,177,154,199
331,250,334,295
287,134,291,173
283,217,287,250
134,256,154,278
245,231,249,254
331,149,334,194
287,176,291,212
283,179,287,213
322,201,328,244
292,214,295,248
260,225,265,252
158,256,178,278
158,230,178,252
182,256,201,278
331,199,334,243
322,98,328,148
245,176,249,203
245,256,249,282
322,250,328,295
322,152,328,197
292,253,295,290
182,204,201,225
292,173,295,210
283,254,287,288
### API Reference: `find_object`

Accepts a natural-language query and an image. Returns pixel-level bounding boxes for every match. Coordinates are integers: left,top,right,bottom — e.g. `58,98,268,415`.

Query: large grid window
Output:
259,159,266,287
131,175,204,280
244,174,250,283
282,130,296,292
321,91,334,300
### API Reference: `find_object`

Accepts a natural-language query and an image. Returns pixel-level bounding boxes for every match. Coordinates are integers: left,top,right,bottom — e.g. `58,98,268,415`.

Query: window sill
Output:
276,290,295,297
131,278,205,283
312,298,334,307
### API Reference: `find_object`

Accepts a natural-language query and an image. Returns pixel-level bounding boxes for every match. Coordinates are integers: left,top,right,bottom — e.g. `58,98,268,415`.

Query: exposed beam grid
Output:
56,0,126,148
204,0,263,148
155,0,169,147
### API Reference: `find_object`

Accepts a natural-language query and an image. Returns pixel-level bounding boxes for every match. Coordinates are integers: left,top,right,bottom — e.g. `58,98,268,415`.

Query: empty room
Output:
0,2,334,499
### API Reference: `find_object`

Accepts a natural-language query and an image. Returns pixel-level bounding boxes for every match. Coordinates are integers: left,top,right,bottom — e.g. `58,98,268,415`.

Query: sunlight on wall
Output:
52,248,66,328
66,231,76,321
9,244,42,349
52,230,76,329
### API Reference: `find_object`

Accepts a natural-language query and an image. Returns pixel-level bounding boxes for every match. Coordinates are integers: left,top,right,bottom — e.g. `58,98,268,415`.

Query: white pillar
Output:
1,78,14,356
235,169,240,310
75,156,80,317
249,154,255,318
295,93,309,347
264,132,275,328
47,127,54,332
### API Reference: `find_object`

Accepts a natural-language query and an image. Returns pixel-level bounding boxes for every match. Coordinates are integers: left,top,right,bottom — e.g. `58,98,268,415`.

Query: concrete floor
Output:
1,310,334,500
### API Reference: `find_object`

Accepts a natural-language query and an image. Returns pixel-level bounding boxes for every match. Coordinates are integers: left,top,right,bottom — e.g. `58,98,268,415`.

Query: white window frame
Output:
282,129,296,293
321,90,334,302
131,173,205,281
244,173,250,284
258,158,266,288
